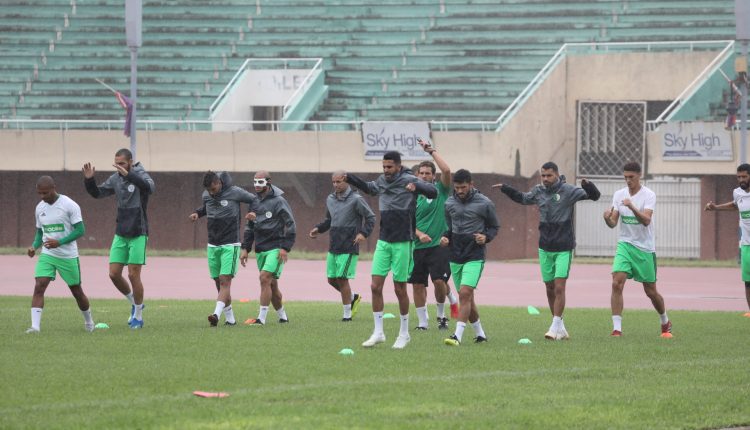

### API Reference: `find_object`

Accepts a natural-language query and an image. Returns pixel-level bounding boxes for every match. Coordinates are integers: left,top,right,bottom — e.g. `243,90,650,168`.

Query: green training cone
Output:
527,306,540,315
518,338,532,345
382,313,396,319
94,322,109,329
339,348,354,356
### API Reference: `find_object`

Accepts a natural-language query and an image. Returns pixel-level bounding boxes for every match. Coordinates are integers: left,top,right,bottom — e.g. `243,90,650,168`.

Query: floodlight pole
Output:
125,0,142,160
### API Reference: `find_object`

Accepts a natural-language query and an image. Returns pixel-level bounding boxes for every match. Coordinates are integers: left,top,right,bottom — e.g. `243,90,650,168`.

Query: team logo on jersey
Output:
265,211,273,219
127,184,135,193
553,193,561,202
220,200,228,207
40,212,46,217
425,198,433,204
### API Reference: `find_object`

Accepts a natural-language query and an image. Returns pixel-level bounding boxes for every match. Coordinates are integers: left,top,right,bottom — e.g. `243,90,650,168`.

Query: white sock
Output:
343,304,352,319
471,319,486,338
447,289,458,305
125,292,135,305
436,302,446,319
552,316,563,331
276,306,288,321
373,311,384,334
454,321,466,342
416,306,428,328
213,301,226,318
350,292,355,302
134,303,143,320
399,313,409,336
223,305,236,324
31,307,42,330
612,315,623,331
659,313,669,324
258,306,269,323
560,318,567,330
81,309,93,324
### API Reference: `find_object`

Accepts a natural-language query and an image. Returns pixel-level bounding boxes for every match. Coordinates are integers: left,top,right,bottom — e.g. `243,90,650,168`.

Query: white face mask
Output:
253,178,268,187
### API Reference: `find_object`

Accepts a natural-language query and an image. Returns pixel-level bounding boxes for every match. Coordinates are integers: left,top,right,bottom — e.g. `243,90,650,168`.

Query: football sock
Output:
552,316,563,331
134,304,143,320
436,302,446,319
454,321,466,342
416,306,428,328
81,309,93,325
373,311,384,334
612,315,623,331
399,313,409,336
213,301,226,319
343,304,352,319
471,319,486,338
659,313,669,325
223,305,235,324
125,292,135,305
276,306,288,321
447,289,458,305
258,306,269,323
31,307,42,330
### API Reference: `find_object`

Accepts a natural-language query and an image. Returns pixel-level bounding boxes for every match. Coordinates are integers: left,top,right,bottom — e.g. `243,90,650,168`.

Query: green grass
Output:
1,297,748,429
0,247,738,267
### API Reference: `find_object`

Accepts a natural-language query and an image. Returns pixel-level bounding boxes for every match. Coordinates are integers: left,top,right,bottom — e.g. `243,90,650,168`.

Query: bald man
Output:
241,171,297,325
27,176,95,333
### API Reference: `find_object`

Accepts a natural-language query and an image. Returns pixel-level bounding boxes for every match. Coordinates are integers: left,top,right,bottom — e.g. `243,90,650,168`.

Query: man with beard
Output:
603,162,671,338
345,151,437,349
493,162,600,340
442,169,499,346
705,163,750,317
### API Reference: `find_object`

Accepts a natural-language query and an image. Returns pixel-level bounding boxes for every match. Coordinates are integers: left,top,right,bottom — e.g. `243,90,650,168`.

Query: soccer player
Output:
442,169,499,346
493,162,600,340
346,151,437,349
240,171,296,325
27,176,95,333
189,171,258,327
410,139,459,330
83,148,155,329
309,170,375,321
603,162,671,337
704,163,750,317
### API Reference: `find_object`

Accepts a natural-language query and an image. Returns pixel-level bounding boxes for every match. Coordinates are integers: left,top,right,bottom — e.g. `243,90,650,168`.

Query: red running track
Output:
1,255,746,312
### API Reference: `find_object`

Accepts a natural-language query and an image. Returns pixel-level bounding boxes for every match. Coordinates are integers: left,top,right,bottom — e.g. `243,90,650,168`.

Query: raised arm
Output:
705,200,738,211
344,173,379,196
418,138,451,187
493,183,537,205
127,169,155,194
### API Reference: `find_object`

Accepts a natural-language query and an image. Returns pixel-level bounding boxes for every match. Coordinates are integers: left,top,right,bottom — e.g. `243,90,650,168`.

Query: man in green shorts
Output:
704,163,750,317
83,148,155,329
309,170,375,321
346,151,437,349
27,176,95,333
190,171,258,327
409,139,459,331
494,161,600,340
604,162,671,338
240,171,296,325
441,169,499,346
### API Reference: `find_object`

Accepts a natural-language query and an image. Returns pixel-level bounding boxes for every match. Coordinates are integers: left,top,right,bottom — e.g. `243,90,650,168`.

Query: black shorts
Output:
408,245,451,285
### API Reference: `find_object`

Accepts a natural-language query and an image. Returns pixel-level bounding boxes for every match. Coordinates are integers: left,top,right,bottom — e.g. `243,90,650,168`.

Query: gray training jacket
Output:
84,162,155,237
242,184,296,253
499,177,600,252
346,167,437,243
195,172,258,246
314,187,376,255
443,188,500,264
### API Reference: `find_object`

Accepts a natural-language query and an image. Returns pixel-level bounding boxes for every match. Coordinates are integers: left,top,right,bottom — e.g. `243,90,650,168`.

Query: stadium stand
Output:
0,0,736,128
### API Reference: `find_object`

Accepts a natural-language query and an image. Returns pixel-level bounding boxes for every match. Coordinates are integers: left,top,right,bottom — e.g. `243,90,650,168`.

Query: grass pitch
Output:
0,296,748,429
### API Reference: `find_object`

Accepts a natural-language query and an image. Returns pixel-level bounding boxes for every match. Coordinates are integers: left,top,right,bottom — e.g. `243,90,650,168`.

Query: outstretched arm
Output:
418,139,451,187
345,173,379,196
492,183,537,205
580,179,601,201
705,201,737,211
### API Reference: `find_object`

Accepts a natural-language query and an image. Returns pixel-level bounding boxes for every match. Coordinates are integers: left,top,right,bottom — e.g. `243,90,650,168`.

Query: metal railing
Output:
208,57,323,118
0,118,362,132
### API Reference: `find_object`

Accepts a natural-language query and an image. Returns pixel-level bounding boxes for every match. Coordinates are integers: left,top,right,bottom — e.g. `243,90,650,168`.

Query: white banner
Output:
660,122,733,161
362,122,432,160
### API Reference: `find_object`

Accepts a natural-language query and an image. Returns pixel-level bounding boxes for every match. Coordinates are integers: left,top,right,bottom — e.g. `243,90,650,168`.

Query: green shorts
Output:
109,234,147,265
207,245,240,279
538,249,572,282
35,253,81,286
371,240,414,283
256,249,284,279
612,241,657,283
741,245,750,282
327,253,358,279
449,260,485,289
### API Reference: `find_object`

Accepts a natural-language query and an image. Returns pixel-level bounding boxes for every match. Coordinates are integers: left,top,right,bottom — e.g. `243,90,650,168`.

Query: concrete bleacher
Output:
0,0,736,128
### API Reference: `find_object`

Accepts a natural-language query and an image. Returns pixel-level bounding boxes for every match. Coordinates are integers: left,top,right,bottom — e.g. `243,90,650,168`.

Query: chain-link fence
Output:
576,101,646,178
